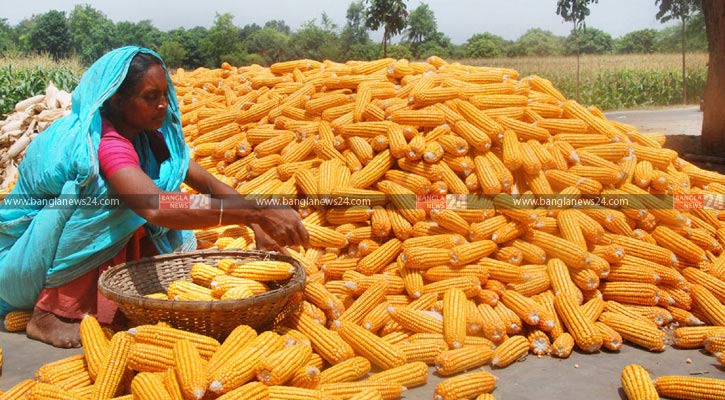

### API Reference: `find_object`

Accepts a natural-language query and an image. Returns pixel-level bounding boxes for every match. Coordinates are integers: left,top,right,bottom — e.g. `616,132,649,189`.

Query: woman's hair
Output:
115,52,164,99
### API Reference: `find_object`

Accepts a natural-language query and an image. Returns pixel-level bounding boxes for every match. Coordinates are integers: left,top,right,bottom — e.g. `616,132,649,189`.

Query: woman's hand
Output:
252,207,309,248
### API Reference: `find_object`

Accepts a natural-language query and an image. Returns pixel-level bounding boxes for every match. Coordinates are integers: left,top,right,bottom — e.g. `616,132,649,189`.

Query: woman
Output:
0,47,308,348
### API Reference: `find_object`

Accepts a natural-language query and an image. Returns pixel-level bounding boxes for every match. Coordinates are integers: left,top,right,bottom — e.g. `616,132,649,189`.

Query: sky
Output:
1,0,676,44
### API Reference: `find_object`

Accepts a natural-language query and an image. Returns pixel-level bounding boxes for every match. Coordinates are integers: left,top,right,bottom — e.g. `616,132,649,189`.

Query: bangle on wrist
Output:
217,198,224,226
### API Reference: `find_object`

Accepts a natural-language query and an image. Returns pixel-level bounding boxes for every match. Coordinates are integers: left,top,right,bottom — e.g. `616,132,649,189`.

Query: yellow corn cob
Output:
621,364,659,400
599,312,666,352
92,332,133,400
256,344,312,386
319,381,403,400
554,294,603,353
547,332,574,359
673,326,725,349
336,321,406,370
490,335,529,368
207,331,286,394
128,325,220,359
3,310,32,332
335,280,388,328
267,385,327,400
451,120,492,152
652,226,708,264
442,288,468,349
127,342,177,372
25,382,86,400
317,356,371,385
525,229,591,270
388,306,444,334
288,364,320,389
595,321,623,351
434,371,497,400
172,339,207,400
547,258,584,304
654,376,725,400
215,381,269,400
434,345,494,376
77,315,110,380
130,372,173,400
526,329,551,355
449,241,497,267
691,285,725,326
290,313,354,365
384,170,432,195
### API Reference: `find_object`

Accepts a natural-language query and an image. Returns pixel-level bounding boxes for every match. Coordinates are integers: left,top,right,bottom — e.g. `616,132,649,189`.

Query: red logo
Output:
416,194,446,211
673,193,704,210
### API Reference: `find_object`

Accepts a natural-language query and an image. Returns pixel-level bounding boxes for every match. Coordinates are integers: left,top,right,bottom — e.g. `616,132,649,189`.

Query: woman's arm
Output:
104,160,308,247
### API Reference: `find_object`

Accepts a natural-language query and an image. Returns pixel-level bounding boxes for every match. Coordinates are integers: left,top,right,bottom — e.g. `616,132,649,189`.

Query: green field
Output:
0,54,83,116
0,52,708,117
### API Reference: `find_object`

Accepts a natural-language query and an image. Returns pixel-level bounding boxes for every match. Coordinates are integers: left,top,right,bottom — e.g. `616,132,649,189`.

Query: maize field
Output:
2,55,725,399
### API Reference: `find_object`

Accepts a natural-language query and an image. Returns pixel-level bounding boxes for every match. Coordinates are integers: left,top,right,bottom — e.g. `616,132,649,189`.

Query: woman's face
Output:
114,64,169,132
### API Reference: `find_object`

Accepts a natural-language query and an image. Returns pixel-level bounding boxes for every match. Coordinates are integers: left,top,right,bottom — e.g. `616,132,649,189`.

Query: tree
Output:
290,18,342,61
245,28,290,65
656,0,702,104
563,27,613,54
556,0,599,101
264,20,291,35
341,1,370,54
655,13,707,52
113,20,162,50
203,13,243,67
68,5,116,65
28,10,71,59
364,0,408,57
0,18,14,53
464,33,509,58
404,3,437,56
511,28,565,57
158,40,186,68
701,0,724,155
615,29,658,53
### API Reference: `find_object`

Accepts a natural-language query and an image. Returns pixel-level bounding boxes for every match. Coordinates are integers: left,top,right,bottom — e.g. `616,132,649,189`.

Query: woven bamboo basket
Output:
98,249,306,340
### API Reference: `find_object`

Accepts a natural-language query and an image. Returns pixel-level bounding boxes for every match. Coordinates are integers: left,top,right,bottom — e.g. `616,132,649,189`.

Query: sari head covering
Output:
0,46,195,315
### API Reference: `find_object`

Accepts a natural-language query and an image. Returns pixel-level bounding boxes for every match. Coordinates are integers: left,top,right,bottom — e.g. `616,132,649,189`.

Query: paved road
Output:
604,106,703,136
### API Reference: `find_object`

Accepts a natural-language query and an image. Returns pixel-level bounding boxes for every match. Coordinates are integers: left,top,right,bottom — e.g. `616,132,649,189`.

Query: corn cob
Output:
92,332,133,400
434,371,497,400
3,310,32,332
256,344,313,386
491,335,530,368
654,376,725,400
621,364,659,400
598,312,666,352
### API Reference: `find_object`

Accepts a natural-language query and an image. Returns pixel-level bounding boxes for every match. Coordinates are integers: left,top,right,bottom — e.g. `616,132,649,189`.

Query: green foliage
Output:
0,18,15,52
655,13,707,52
465,33,509,58
245,28,290,65
615,29,658,53
341,1,370,51
158,40,186,68
0,55,82,116
417,41,449,59
346,42,380,60
564,27,613,54
364,0,408,56
264,20,292,35
28,10,71,59
556,0,599,29
382,44,412,59
655,0,702,23
405,3,437,45
113,20,162,50
510,28,565,57
203,13,243,67
289,19,342,61
68,5,116,65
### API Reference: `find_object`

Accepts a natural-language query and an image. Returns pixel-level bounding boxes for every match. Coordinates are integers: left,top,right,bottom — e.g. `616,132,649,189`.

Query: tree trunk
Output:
574,22,580,102
681,15,688,104
702,0,725,156
382,28,388,57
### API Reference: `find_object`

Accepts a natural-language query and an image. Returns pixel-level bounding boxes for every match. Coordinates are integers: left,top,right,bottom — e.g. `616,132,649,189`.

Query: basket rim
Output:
98,249,306,312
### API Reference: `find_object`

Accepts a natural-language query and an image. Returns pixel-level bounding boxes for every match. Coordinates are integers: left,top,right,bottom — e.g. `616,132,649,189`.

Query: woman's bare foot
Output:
25,307,82,348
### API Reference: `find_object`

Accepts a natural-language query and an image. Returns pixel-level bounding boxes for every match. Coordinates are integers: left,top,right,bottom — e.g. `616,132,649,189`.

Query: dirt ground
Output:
1,106,723,398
